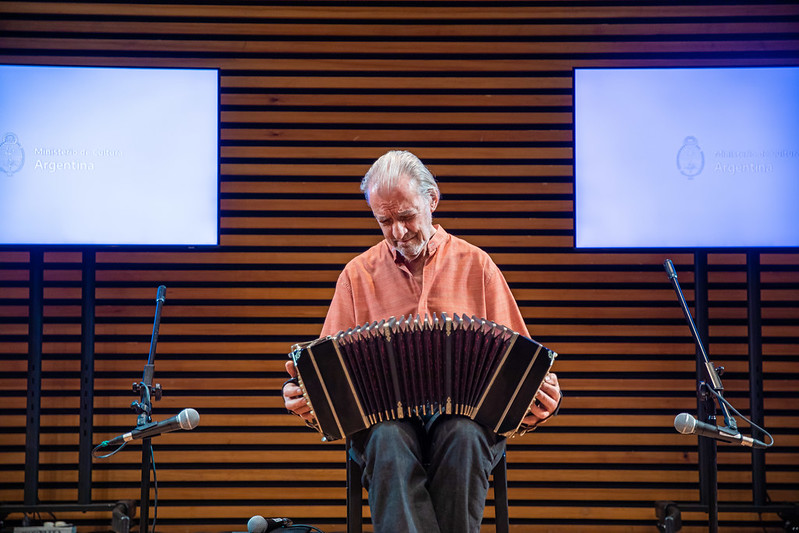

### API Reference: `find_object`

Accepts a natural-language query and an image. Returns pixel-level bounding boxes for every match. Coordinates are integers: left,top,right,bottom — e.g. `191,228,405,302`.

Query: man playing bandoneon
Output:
283,150,561,533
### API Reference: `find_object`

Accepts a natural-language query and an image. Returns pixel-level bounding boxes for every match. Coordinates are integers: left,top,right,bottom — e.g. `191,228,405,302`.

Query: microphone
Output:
247,515,293,533
674,413,767,449
104,408,199,446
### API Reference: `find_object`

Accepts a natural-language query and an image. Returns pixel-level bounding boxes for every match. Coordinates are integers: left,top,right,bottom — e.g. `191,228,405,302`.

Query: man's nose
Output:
391,221,407,240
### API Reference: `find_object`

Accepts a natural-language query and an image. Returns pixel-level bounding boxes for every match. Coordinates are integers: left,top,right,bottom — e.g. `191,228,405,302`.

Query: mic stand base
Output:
655,501,681,533
0,501,135,533
655,501,799,532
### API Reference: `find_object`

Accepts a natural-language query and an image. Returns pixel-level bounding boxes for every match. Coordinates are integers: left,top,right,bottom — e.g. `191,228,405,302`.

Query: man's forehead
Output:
371,198,420,218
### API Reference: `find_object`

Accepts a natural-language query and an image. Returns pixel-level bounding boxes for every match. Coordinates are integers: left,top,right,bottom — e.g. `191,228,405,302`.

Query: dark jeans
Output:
350,415,506,533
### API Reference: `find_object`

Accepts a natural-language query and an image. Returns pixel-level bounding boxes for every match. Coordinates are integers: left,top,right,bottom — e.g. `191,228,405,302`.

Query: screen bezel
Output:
0,63,221,250
572,65,799,253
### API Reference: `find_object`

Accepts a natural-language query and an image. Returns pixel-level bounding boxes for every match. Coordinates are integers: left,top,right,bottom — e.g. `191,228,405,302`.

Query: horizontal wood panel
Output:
21,322,758,339
222,110,574,125
17,468,797,486
222,181,573,195
5,3,797,18
220,94,574,107
4,19,799,38
220,128,575,143
7,37,799,55
3,54,795,71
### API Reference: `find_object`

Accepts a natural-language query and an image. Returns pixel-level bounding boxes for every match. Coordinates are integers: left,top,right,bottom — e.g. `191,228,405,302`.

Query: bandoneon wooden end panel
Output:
472,337,555,436
290,338,368,442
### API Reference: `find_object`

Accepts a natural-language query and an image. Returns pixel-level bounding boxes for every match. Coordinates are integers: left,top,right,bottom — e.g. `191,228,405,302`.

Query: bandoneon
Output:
289,313,558,442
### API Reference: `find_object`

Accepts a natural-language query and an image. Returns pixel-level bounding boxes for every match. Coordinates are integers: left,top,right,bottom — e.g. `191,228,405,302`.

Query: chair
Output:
345,439,509,533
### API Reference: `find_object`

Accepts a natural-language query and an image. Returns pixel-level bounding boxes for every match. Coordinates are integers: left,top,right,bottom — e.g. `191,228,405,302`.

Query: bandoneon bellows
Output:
289,313,558,442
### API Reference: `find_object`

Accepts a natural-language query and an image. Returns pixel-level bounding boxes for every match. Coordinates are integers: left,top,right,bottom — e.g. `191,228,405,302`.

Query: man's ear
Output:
429,191,440,212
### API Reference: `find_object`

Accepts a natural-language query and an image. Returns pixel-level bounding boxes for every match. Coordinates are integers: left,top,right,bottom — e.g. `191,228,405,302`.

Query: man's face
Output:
369,175,437,262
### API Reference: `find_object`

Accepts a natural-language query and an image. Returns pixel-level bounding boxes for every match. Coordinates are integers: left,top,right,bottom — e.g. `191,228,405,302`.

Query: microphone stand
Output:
131,286,166,533
663,259,736,533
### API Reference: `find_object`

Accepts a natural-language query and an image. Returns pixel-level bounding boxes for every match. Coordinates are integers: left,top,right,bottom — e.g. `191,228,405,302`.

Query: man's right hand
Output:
283,360,315,422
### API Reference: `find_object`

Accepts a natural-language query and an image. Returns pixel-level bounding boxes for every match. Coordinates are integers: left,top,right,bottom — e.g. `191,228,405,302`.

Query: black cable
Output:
703,384,774,447
92,440,127,459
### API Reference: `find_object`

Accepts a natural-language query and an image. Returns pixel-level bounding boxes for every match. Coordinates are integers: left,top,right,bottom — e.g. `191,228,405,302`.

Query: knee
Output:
433,416,493,449
359,420,425,490
369,420,414,444
363,420,424,467
429,416,498,471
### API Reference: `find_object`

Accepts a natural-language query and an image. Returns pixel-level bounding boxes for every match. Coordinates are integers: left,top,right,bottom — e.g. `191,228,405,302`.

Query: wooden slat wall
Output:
1,2,798,531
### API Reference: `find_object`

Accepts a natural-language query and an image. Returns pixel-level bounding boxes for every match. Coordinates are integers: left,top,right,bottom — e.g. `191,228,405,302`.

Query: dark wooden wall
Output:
1,2,798,531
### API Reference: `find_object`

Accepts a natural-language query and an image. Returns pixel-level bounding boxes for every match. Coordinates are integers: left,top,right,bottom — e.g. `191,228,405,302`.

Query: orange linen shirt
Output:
320,225,530,339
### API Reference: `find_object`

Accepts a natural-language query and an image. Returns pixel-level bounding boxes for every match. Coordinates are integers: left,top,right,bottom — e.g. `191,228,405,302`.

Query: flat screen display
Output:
574,66,799,249
0,64,219,246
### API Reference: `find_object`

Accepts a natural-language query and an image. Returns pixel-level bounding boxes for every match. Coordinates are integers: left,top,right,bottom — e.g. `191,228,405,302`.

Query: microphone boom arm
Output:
663,259,737,431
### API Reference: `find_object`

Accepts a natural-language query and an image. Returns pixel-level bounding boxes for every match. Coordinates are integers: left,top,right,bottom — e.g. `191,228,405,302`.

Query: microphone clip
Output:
699,380,738,433
131,420,159,435
716,424,741,440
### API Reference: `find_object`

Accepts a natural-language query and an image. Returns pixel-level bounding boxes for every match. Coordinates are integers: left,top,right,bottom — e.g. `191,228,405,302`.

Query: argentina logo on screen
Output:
0,132,24,176
676,136,704,178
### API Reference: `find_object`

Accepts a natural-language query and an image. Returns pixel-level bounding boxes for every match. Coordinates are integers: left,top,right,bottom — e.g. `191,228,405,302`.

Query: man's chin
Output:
396,245,423,261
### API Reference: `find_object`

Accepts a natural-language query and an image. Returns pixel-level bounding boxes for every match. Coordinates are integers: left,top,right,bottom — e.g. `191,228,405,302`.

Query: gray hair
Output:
360,150,440,204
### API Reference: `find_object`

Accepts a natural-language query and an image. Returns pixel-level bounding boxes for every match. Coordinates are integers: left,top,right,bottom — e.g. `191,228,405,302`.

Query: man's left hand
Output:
522,372,561,426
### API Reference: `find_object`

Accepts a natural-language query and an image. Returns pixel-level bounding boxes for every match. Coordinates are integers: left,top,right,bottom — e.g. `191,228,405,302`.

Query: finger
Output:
533,401,553,418
536,391,558,413
283,383,304,399
524,404,550,424
522,413,541,426
527,401,551,420
285,396,310,415
528,388,557,416
539,373,561,397
539,381,561,406
538,380,558,397
285,360,298,378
